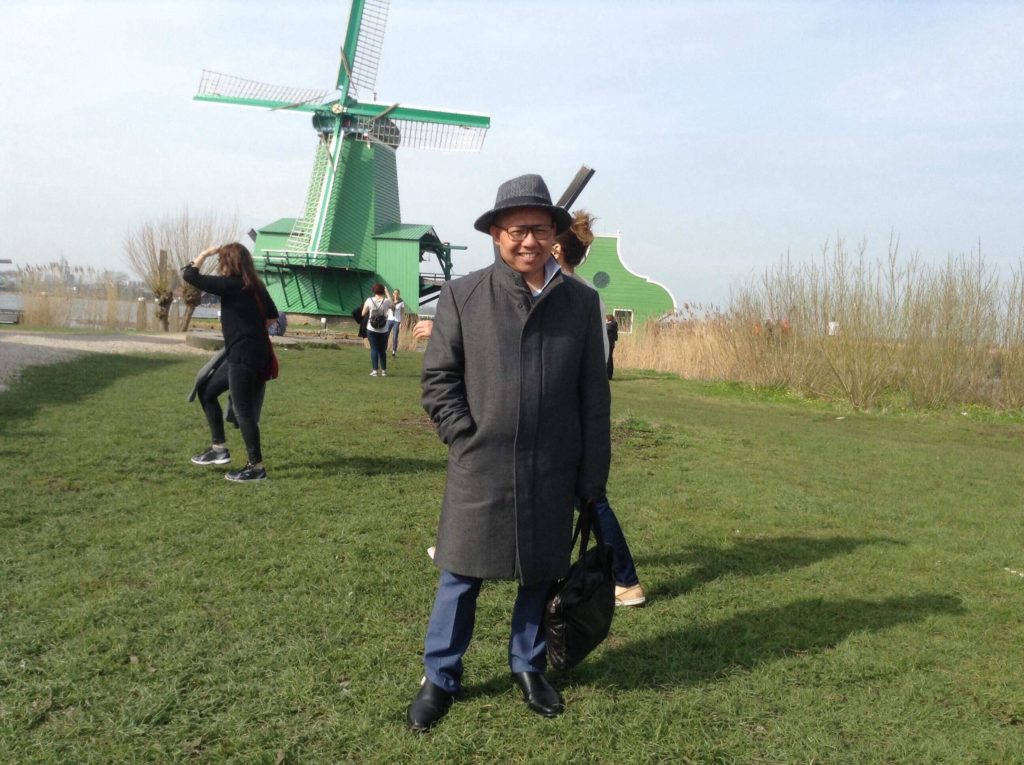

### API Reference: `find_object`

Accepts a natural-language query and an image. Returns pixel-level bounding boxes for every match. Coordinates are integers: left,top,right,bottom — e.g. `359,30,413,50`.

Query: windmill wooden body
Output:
194,0,490,317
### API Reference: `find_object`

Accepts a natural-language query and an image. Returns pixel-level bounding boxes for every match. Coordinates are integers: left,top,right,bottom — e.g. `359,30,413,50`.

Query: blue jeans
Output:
583,496,640,587
390,321,400,353
368,331,388,371
423,570,551,693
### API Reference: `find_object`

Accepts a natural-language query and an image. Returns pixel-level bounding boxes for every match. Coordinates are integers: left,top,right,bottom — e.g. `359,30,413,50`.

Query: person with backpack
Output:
361,283,393,377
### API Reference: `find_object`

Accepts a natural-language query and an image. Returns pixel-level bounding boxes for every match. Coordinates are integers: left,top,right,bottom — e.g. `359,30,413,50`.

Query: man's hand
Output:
413,319,434,340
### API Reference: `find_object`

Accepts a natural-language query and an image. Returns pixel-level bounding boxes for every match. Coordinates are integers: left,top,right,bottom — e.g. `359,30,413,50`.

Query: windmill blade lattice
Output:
197,70,329,110
351,115,487,152
348,0,390,95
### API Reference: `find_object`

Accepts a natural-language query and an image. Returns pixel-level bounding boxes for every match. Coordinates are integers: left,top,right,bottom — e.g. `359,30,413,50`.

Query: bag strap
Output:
571,500,607,559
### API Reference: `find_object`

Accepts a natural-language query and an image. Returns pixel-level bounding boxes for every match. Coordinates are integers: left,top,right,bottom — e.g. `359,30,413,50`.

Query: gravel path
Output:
0,332,206,393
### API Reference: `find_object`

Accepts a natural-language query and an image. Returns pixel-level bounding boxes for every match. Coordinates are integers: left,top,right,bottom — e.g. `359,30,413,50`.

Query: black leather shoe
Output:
511,671,564,717
406,680,454,732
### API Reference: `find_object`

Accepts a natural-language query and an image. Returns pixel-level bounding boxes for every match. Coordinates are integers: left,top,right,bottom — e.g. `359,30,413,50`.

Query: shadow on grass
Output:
641,535,904,599
572,592,965,690
0,354,177,435
298,454,447,475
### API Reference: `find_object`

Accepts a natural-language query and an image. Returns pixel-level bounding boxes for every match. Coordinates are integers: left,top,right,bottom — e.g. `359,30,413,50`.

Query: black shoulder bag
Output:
544,501,616,671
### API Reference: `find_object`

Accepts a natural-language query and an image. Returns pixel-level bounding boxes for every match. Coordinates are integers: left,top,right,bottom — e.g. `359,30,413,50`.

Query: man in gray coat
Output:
407,174,611,731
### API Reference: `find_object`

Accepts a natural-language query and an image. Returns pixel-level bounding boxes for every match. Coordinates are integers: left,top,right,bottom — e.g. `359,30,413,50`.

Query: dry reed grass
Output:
617,239,1024,411
17,261,144,331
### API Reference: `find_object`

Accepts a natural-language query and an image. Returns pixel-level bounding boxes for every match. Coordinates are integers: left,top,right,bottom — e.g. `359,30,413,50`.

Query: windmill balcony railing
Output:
259,249,357,270
419,271,464,285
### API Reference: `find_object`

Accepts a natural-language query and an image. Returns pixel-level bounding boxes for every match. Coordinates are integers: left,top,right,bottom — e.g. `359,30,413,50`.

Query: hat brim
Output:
474,204,572,236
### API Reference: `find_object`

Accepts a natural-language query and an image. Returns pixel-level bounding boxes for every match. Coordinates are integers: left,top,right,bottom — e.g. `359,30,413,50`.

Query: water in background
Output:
0,293,219,325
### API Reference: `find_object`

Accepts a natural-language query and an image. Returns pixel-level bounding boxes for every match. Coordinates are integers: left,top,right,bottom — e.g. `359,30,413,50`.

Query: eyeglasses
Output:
495,224,555,242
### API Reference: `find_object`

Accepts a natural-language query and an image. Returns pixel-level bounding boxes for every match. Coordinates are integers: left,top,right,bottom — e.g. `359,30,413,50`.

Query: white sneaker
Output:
369,370,378,377
381,370,388,377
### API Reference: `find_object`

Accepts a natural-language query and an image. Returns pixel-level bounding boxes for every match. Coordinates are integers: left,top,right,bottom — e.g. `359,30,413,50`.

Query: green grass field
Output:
1,345,1022,763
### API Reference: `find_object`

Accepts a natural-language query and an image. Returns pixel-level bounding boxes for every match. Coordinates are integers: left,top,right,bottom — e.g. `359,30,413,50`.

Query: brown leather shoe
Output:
511,671,564,717
406,679,454,732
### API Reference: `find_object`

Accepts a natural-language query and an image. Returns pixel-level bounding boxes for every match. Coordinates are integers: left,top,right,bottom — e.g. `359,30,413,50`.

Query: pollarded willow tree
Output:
123,207,239,331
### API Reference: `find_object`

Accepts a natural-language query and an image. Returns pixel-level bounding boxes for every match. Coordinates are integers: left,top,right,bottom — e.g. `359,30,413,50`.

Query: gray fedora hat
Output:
473,174,573,235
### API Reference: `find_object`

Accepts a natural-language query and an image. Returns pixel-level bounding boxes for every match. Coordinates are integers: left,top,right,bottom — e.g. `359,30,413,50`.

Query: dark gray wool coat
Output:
421,255,611,585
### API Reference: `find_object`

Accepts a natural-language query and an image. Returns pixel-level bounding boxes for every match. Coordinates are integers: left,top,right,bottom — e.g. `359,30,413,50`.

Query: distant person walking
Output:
183,243,279,482
362,283,393,377
390,289,405,356
605,313,618,380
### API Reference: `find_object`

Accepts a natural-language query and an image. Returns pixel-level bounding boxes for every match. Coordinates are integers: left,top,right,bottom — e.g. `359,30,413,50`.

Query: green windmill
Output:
194,0,490,318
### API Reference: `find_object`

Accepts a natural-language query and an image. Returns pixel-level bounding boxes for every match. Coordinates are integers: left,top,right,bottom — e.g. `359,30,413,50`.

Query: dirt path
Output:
0,332,206,393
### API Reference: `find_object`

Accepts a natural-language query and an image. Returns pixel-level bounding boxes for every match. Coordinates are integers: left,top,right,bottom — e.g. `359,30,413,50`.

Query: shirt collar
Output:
531,257,562,298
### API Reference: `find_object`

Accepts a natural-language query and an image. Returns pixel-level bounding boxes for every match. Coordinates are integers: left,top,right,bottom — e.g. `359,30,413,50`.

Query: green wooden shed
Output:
575,233,676,332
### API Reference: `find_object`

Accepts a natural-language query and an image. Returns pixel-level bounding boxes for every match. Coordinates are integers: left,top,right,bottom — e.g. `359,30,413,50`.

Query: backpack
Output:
368,297,388,330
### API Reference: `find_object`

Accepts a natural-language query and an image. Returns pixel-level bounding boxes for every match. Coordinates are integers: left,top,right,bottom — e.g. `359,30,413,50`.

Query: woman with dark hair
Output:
361,282,393,377
183,243,279,482
552,211,646,607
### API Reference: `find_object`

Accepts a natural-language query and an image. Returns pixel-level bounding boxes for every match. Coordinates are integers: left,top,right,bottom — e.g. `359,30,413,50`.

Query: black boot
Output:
406,679,454,732
511,671,564,717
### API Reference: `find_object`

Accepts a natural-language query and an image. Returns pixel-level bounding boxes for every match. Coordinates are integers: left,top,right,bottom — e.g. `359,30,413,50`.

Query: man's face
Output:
490,208,555,283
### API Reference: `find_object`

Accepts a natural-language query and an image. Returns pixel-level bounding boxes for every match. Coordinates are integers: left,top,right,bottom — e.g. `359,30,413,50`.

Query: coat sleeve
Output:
261,287,279,319
421,282,475,445
181,266,243,297
575,289,612,500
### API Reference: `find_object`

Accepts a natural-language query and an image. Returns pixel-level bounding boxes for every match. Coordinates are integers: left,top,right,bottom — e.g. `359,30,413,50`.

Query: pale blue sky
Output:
2,0,1022,307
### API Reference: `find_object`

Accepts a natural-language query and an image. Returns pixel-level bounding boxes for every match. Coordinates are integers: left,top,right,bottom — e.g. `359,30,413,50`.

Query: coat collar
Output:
492,252,564,301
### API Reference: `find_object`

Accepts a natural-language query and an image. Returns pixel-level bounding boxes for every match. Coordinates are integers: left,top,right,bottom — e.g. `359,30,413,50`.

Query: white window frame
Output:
613,308,634,334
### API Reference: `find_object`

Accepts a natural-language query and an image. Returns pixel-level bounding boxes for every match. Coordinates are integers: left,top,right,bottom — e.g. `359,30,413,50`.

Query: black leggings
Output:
199,361,266,464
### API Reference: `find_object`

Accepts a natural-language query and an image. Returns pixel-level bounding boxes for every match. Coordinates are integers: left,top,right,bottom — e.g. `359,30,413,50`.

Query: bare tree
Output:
165,207,240,331
123,207,240,332
124,221,175,331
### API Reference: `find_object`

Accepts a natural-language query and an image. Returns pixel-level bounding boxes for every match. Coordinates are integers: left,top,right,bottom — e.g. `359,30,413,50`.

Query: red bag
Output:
263,345,279,381
254,291,279,382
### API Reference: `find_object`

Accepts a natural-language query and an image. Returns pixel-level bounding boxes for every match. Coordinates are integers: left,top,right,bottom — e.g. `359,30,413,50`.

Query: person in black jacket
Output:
605,314,618,380
182,243,279,482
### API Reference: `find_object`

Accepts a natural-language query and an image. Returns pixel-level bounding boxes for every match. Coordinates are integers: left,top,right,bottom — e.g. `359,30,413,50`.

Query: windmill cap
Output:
473,174,572,235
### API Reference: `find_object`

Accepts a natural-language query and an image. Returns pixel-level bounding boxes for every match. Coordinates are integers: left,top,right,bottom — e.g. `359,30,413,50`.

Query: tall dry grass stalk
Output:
18,261,79,327
617,240,1024,411
998,267,1024,407
17,260,142,330
615,304,738,379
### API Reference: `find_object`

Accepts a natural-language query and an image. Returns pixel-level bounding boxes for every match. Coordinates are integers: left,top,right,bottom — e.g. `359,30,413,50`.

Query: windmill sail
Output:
556,166,596,209
346,101,489,152
338,0,390,96
195,70,328,111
